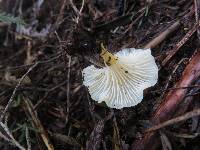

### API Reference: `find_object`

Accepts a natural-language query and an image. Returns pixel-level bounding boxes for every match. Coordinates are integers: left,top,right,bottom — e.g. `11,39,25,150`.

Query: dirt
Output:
0,0,200,150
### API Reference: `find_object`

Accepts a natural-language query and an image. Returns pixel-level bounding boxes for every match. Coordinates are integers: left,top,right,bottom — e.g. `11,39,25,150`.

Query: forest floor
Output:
0,0,200,150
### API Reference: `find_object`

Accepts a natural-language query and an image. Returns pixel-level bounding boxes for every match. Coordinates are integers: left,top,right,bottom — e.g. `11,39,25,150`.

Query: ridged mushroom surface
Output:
82,48,158,109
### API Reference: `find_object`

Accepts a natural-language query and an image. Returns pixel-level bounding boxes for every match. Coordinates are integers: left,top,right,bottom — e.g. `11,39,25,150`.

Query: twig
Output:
0,130,11,142
144,21,180,49
113,114,122,150
159,131,172,150
69,0,80,16
123,10,145,34
194,0,200,40
161,24,197,66
163,58,188,89
151,85,200,94
69,0,85,24
79,0,85,15
55,0,67,26
65,55,71,124
170,132,200,139
49,132,81,147
0,122,26,150
146,109,200,132
67,56,71,109
152,58,188,104
23,97,54,150
25,126,31,150
48,0,68,37
143,4,194,55
0,62,38,121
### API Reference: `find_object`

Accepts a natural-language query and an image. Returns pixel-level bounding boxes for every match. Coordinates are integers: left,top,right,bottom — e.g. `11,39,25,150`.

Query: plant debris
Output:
0,0,200,150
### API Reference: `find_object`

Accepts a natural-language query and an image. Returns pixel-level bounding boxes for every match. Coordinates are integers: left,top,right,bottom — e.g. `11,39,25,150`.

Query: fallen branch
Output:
146,108,200,132
132,50,200,150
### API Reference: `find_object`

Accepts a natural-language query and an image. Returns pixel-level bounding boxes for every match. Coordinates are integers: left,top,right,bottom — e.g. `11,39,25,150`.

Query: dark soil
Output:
0,0,200,150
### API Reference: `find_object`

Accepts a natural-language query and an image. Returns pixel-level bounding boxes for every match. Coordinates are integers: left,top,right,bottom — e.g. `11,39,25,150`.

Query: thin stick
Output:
67,56,71,108
69,0,80,15
55,0,67,26
49,0,68,36
65,55,71,124
144,21,180,49
23,97,54,150
69,0,85,24
0,122,26,150
194,0,200,40
26,126,31,150
79,0,85,14
161,24,197,66
151,85,200,93
0,62,38,121
146,109,200,132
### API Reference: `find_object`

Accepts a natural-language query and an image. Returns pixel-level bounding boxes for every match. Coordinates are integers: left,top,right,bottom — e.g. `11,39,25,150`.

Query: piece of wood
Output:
132,50,200,150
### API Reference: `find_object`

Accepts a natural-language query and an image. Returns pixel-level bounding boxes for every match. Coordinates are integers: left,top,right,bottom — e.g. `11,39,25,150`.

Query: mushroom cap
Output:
82,48,158,109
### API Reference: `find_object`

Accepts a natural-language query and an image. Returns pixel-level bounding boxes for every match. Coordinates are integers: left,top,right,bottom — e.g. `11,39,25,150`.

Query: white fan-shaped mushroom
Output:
82,46,158,109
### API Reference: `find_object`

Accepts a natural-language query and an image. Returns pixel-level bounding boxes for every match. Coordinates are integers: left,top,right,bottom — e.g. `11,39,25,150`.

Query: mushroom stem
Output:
100,43,118,66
